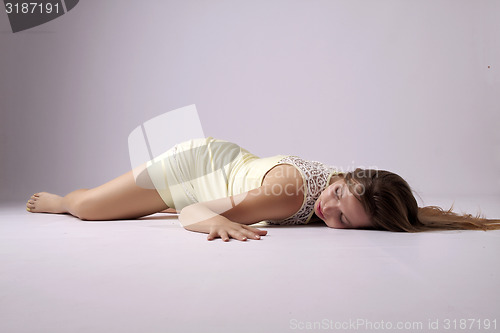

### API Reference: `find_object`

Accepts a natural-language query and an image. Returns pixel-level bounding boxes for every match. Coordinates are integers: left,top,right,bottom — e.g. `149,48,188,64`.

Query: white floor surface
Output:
1,199,500,333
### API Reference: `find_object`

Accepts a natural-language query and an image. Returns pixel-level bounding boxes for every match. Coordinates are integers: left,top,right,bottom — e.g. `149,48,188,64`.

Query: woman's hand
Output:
207,219,267,242
179,203,268,242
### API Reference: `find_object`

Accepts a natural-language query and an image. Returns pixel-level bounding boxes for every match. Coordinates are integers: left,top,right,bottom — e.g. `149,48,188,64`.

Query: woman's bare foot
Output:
26,192,67,214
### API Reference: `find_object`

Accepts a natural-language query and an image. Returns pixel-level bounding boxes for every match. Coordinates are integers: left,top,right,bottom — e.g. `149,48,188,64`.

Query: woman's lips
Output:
317,201,325,219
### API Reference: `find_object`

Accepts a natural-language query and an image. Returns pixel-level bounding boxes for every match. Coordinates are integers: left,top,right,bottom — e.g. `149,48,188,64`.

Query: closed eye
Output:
337,186,352,226
335,187,346,224
340,213,346,225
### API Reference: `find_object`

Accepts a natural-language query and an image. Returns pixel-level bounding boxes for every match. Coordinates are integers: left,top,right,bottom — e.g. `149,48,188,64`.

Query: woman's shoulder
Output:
261,164,305,199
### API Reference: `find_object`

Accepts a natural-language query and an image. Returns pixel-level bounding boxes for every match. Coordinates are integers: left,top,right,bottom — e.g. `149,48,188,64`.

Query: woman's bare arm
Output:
179,179,304,241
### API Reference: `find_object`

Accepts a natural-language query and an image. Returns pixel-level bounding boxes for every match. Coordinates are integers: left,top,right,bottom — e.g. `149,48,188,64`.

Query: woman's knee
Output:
72,196,104,221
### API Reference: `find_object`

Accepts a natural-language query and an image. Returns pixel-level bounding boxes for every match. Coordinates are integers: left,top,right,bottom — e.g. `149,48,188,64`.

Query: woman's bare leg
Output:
26,165,169,220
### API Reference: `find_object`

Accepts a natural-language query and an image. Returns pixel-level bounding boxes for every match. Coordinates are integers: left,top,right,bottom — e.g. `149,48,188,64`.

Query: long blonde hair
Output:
343,168,500,232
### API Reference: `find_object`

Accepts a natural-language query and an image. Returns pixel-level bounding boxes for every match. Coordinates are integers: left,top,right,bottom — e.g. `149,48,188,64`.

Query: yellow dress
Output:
146,137,285,209
146,137,338,224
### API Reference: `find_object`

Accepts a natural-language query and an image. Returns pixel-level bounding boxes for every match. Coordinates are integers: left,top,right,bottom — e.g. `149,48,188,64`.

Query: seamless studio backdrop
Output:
1,2,500,333
1,0,499,209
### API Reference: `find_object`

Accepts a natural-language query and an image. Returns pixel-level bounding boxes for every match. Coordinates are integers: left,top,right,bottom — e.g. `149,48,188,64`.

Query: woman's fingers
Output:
244,229,261,240
234,225,267,240
219,230,230,242
243,225,267,237
207,231,217,241
207,222,268,242
233,226,258,240
226,229,247,241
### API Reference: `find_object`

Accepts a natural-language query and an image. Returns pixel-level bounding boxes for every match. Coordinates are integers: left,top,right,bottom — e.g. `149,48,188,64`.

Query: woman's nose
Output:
322,200,339,217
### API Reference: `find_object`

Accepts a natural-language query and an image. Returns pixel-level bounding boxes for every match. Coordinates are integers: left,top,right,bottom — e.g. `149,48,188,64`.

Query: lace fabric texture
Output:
267,156,338,225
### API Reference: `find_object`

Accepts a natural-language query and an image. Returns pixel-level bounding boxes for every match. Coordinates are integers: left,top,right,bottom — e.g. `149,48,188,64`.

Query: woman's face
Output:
314,179,372,229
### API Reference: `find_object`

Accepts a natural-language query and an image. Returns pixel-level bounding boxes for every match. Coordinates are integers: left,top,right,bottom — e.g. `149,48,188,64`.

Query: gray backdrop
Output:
1,0,499,206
